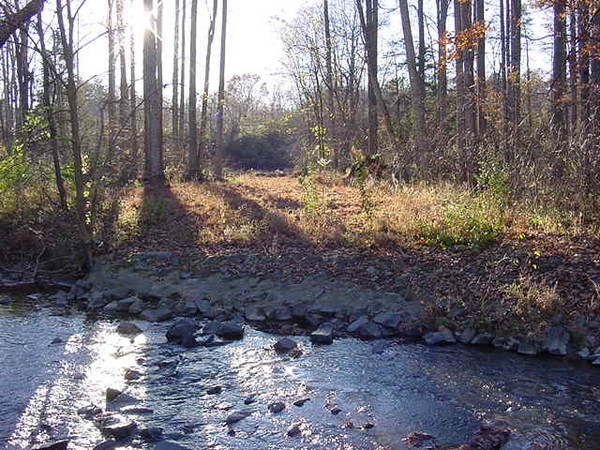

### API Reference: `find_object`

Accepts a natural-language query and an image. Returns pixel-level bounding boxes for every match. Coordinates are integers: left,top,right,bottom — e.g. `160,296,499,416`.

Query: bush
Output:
226,132,291,170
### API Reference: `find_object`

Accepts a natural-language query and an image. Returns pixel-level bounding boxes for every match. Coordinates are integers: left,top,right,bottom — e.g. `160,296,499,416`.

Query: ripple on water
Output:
2,302,600,449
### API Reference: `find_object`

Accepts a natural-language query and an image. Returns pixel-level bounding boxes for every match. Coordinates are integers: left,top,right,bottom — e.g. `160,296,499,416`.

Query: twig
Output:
31,246,46,279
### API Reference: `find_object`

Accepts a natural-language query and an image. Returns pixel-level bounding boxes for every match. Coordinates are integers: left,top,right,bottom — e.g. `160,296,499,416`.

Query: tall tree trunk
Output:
552,0,567,134
214,0,227,180
499,0,507,122
107,0,116,161
199,0,218,167
475,0,486,134
417,0,426,81
324,0,337,166
179,0,187,141
454,0,467,167
187,0,199,179
172,0,180,139
36,11,67,210
461,0,476,146
366,0,378,156
399,0,426,163
578,3,590,120
436,0,450,123
56,0,91,268
1,0,45,48
15,20,29,128
117,0,128,128
568,10,578,132
143,0,164,183
591,1,600,124
507,0,521,125
129,0,138,174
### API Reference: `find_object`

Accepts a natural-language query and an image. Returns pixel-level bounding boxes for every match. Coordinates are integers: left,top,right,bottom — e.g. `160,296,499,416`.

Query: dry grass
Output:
113,171,592,254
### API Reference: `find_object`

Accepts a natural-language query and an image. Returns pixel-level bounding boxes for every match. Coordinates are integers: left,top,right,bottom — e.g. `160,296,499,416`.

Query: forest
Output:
0,0,600,340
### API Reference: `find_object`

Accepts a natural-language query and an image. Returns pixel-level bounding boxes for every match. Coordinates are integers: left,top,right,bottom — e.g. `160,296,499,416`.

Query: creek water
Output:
1,297,600,450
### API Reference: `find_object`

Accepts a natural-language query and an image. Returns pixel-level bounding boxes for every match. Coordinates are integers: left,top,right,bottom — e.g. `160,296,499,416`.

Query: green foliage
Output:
419,194,505,249
0,145,29,210
298,166,321,213
142,197,170,225
345,151,380,217
476,148,509,204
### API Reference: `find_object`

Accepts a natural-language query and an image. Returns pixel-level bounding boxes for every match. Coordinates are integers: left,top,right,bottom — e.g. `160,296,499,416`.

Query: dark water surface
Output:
2,299,600,449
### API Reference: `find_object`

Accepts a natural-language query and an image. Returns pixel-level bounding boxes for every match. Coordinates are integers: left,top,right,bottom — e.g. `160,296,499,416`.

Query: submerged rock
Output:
471,333,494,346
216,321,244,340
268,401,286,413
293,398,310,407
32,440,69,450
166,319,199,344
225,410,252,425
286,423,302,437
273,338,298,353
116,322,143,335
310,322,334,344
424,328,456,345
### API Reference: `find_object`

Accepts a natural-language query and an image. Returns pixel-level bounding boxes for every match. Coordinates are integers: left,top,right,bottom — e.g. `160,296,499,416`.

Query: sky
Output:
72,0,553,94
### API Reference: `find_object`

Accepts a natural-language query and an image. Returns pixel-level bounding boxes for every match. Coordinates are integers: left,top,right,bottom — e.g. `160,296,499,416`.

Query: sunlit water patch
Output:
2,299,600,449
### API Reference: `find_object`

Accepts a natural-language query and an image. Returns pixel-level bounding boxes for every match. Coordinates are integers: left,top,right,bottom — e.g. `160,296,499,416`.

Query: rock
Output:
166,319,199,344
424,328,456,345
194,299,212,316
244,305,266,322
207,386,222,395
120,406,154,414
216,321,244,340
243,395,257,405
225,410,252,425
471,332,494,346
362,422,375,429
101,421,137,440
544,325,570,356
93,440,117,450
293,398,310,407
108,392,139,409
270,306,293,321
357,322,383,340
286,423,302,437
492,336,520,352
303,313,322,329
577,347,591,359
140,308,173,322
128,299,145,315
372,341,390,354
51,337,63,345
88,292,108,310
106,388,122,402
0,296,14,305
518,339,539,356
153,441,192,450
274,338,298,353
593,358,600,366
268,401,286,413
373,312,403,329
310,322,334,344
32,440,69,450
103,301,120,315
103,287,135,302
347,316,369,334
179,272,192,280
292,304,309,320
116,322,143,335
181,302,198,316
180,334,199,348
330,407,342,415
78,404,102,419
138,427,163,441
402,432,434,447
116,296,138,312
314,305,337,318
458,329,477,344
124,369,142,381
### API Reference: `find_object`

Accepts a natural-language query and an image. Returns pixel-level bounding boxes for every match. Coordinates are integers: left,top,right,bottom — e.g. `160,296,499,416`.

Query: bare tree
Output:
199,0,218,166
0,0,45,48
187,0,199,179
214,0,227,180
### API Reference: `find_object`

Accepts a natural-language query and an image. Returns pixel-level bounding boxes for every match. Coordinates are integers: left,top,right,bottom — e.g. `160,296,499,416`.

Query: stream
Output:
2,297,600,449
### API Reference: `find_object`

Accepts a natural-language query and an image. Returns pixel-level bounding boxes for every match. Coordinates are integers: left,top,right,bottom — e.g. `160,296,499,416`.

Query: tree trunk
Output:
399,0,426,163
56,0,91,268
107,0,117,162
475,0,486,134
568,10,578,132
179,0,187,140
366,0,378,156
214,0,227,180
417,0,426,81
116,0,128,128
199,0,218,168
187,0,199,179
129,0,138,174
436,0,449,123
0,0,45,48
172,0,180,139
143,0,164,183
578,3,590,120
507,0,521,125
324,0,337,166
552,0,567,134
36,11,67,210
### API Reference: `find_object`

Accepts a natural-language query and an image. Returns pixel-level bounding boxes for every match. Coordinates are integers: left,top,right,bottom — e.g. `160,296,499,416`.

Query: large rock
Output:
347,316,369,334
116,296,138,312
166,319,199,345
544,325,570,356
310,322,334,344
103,301,120,315
424,328,456,345
373,312,403,329
270,306,293,321
140,308,173,322
216,321,244,340
458,329,477,344
357,321,383,340
116,322,143,335
103,287,135,302
244,305,266,322
128,298,145,315
101,421,137,440
471,332,494,346
518,339,539,356
32,441,69,450
225,410,252,425
273,338,298,353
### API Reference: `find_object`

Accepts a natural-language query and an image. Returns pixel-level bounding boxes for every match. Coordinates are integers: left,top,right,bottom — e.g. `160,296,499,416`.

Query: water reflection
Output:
1,301,600,449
